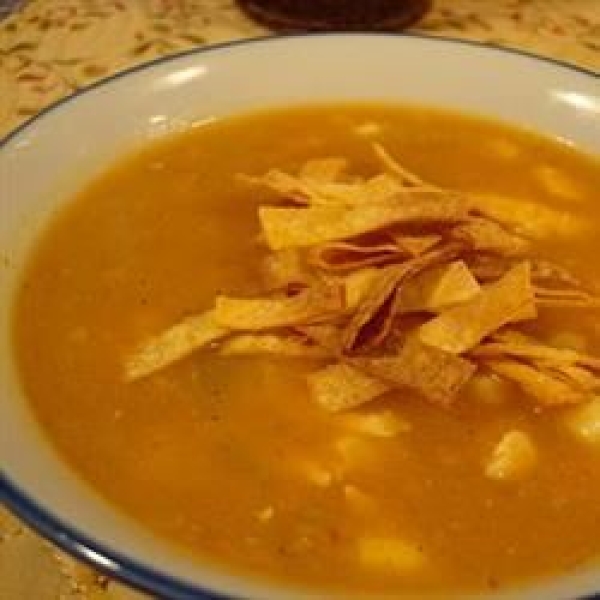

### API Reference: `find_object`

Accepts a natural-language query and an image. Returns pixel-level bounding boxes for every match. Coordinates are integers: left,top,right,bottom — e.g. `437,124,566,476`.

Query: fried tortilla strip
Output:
342,268,381,311
479,348,600,392
418,262,536,354
343,264,404,351
214,284,344,330
536,297,600,309
261,248,313,290
307,241,404,272
308,173,405,205
534,286,600,309
531,260,583,288
397,261,481,313
220,334,329,358
540,363,600,393
251,163,407,207
296,324,343,353
125,310,229,381
299,158,348,183
243,169,314,204
468,256,584,290
473,341,581,364
259,198,468,250
372,143,437,189
466,256,513,282
474,330,600,372
393,234,441,257
344,245,463,351
470,193,591,240
356,175,450,204
359,173,404,201
451,217,530,257
484,358,589,406
312,175,444,207
354,338,476,407
325,268,381,314
307,362,390,411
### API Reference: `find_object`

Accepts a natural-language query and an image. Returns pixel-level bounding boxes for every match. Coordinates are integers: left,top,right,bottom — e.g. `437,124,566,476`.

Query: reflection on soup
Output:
13,105,600,595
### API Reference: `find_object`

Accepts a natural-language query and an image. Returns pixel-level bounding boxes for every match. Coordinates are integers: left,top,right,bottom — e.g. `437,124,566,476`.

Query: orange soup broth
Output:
13,105,600,594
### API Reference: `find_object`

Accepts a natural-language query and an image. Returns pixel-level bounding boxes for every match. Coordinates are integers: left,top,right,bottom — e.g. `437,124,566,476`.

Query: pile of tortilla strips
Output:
124,144,600,412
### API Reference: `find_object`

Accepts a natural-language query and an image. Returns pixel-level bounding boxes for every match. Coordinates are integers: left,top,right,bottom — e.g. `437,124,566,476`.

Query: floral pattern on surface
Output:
0,0,598,136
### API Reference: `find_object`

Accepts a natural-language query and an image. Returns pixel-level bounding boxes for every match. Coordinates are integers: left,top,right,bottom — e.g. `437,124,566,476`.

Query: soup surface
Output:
13,105,600,595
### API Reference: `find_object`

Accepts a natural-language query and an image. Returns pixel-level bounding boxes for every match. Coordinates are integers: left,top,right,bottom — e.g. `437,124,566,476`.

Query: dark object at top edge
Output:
237,0,433,31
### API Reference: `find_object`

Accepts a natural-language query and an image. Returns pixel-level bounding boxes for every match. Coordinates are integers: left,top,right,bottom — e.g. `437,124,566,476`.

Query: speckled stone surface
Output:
0,1,599,598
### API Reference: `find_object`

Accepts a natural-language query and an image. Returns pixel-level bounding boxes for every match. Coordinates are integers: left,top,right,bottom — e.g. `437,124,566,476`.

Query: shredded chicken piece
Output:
562,398,600,445
357,536,427,573
485,430,538,481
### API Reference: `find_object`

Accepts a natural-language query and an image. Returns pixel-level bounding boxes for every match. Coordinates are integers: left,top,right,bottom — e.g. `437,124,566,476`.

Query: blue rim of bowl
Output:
1,32,599,600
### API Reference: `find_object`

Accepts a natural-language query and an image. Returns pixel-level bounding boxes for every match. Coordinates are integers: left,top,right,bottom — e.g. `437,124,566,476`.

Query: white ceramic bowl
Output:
1,34,599,600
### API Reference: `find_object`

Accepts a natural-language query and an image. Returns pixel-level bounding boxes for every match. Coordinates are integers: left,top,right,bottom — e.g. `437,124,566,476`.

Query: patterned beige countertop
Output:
1,1,599,598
